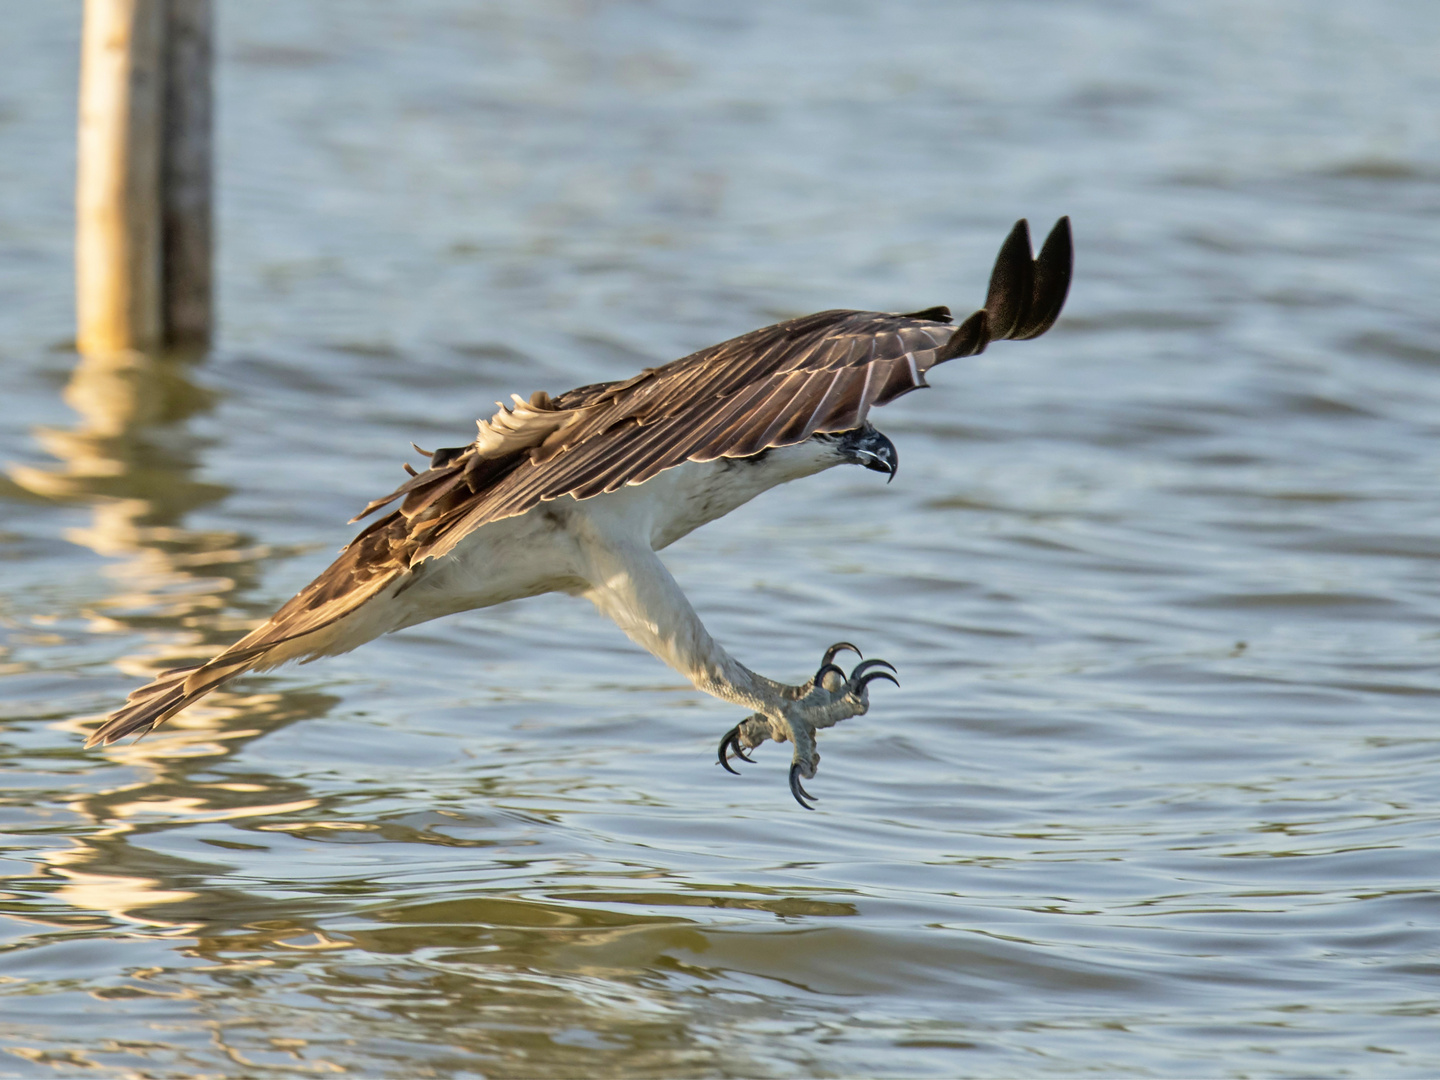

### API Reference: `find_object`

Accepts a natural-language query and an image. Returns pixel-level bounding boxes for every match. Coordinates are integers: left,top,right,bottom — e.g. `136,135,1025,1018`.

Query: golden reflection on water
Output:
9,346,239,669
10,347,223,544
5,347,343,930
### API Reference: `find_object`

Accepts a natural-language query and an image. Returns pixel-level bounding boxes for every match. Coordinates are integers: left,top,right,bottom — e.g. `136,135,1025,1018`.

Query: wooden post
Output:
76,0,212,358
161,0,213,351
77,0,165,356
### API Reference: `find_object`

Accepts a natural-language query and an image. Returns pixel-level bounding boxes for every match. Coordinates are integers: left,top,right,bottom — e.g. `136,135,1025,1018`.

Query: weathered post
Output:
76,0,212,357
160,0,213,351
77,0,164,355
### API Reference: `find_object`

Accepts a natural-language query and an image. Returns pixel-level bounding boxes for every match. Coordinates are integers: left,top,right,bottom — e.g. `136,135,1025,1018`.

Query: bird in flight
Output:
87,217,1073,808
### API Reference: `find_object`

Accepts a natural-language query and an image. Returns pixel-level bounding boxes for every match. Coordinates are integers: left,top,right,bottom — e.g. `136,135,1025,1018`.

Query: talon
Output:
789,763,818,809
856,670,900,692
812,662,847,687
850,658,897,680
717,725,753,774
822,642,862,666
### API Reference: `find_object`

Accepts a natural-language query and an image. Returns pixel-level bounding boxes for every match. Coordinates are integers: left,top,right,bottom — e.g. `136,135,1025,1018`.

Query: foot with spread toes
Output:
717,643,900,808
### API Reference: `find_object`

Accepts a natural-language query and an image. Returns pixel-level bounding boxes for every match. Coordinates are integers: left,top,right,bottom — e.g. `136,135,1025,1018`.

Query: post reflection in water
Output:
7,345,339,924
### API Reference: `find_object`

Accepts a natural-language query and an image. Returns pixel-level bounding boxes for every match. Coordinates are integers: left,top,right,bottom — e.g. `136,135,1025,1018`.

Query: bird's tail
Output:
84,653,257,748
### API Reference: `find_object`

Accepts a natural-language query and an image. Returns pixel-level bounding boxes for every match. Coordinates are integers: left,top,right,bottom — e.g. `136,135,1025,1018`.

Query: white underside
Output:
304,439,847,673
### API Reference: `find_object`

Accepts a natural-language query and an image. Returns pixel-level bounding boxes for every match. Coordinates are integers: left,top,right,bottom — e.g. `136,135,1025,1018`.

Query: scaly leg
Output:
571,523,898,807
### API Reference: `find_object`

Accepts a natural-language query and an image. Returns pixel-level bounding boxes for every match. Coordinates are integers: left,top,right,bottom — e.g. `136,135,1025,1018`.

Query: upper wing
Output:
355,216,1073,565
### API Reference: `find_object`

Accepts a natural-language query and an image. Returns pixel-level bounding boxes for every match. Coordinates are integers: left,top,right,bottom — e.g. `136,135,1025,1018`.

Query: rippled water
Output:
3,1,1440,1075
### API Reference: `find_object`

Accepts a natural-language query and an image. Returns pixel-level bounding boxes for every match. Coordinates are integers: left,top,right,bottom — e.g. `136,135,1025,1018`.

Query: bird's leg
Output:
573,529,897,807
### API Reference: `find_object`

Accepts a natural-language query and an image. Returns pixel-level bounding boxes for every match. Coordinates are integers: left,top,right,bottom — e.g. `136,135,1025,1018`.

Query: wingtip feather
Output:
933,215,1074,364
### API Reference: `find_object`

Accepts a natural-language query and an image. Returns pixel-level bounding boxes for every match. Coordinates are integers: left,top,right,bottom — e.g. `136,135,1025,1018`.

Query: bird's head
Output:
830,423,898,482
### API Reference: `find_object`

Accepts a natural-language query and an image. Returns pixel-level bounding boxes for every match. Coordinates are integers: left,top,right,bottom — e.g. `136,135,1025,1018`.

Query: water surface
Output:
3,1,1440,1075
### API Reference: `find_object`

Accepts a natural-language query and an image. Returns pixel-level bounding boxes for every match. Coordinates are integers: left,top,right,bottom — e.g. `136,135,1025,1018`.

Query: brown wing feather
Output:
84,507,416,746
400,216,1071,563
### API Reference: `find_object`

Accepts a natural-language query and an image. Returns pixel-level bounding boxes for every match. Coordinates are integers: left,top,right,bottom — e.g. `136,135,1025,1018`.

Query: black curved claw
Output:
789,763,818,810
856,670,900,692
850,658,897,680
717,724,754,775
822,642,862,666
812,662,847,688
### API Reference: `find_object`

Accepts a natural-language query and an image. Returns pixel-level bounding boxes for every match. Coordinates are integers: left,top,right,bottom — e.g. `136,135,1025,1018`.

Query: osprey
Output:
87,218,1073,808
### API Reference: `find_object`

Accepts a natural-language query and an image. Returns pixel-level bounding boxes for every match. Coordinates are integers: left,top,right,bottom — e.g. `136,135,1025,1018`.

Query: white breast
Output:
642,439,846,549
390,437,844,630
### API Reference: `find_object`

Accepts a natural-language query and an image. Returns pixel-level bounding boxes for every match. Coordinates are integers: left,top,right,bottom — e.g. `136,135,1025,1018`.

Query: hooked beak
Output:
854,432,898,483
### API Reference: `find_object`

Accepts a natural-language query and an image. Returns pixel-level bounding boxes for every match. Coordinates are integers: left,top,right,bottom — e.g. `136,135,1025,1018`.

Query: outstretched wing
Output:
360,216,1073,565
84,217,1072,747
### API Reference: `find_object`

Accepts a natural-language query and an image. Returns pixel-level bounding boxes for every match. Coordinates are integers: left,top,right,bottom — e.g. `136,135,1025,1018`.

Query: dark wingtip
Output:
984,219,1036,340
429,445,469,469
932,216,1074,364
1011,216,1073,340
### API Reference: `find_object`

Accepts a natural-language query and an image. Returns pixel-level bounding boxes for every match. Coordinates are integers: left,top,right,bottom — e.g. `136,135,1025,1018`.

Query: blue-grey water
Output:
3,1,1440,1076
